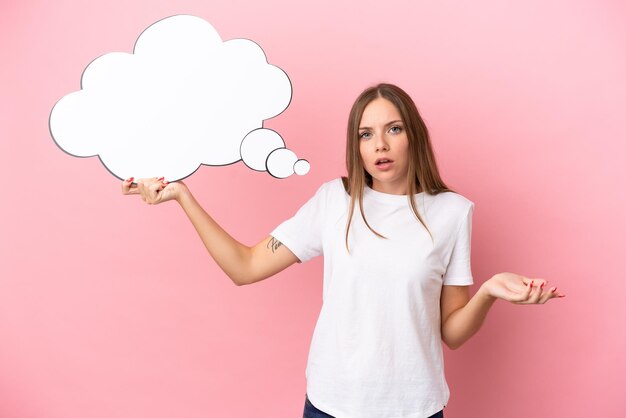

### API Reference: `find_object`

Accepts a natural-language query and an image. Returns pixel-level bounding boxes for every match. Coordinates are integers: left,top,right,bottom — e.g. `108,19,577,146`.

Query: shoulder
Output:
300,178,346,208
428,191,474,216
317,177,348,196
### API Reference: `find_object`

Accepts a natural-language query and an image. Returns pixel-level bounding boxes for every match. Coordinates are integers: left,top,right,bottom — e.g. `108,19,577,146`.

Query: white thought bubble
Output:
49,14,309,181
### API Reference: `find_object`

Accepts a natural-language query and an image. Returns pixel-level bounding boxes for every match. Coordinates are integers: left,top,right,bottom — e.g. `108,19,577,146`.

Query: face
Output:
358,97,410,195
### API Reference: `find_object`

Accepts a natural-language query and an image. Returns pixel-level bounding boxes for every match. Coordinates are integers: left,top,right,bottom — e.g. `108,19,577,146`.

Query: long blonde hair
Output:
343,83,454,253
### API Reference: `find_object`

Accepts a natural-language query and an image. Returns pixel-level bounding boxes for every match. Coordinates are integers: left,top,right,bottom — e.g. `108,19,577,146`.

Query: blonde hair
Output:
343,83,454,253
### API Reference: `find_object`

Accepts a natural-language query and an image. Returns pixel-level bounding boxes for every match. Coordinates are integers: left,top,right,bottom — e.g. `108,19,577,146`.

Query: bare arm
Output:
122,177,299,286
440,273,565,349
440,285,494,350
177,189,299,285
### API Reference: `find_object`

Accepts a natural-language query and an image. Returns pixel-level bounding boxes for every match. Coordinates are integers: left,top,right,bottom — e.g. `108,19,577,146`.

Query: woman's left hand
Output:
480,272,565,304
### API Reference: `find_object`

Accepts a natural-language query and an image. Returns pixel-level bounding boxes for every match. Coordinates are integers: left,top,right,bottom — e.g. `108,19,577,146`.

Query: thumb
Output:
148,181,164,192
520,276,533,286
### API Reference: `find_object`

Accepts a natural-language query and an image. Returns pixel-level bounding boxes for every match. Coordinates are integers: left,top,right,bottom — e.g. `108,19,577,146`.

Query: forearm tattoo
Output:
267,237,283,253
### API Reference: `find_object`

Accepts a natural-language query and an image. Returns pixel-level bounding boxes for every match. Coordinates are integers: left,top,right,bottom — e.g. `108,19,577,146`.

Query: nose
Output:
375,134,389,152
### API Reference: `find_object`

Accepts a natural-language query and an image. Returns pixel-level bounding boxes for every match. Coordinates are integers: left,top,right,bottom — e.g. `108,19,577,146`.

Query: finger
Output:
520,279,533,302
121,177,139,194
513,275,534,293
137,177,161,188
147,181,164,202
550,286,566,299
121,177,131,191
501,281,533,304
538,286,558,304
136,178,164,204
520,276,547,288
528,282,544,304
508,280,530,294
525,280,551,304
137,182,148,202
149,181,164,192
126,184,140,195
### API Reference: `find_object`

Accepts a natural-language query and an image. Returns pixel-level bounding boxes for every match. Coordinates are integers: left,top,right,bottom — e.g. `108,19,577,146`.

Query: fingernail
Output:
530,280,534,287
127,177,134,182
163,181,169,185
157,177,164,181
558,294,566,298
551,287,557,293
540,282,545,289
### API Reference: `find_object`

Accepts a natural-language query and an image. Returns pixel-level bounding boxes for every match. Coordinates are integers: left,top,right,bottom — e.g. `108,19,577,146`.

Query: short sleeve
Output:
443,202,474,285
269,183,327,263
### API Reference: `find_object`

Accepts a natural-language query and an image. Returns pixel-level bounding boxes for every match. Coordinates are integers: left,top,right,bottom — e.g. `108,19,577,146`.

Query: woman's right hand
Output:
121,176,188,205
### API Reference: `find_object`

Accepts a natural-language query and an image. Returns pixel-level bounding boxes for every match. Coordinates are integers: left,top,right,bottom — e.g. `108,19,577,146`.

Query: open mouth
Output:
375,159,393,165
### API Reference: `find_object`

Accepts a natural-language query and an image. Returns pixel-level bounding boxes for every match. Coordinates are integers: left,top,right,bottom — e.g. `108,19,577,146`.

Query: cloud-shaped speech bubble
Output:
49,14,310,180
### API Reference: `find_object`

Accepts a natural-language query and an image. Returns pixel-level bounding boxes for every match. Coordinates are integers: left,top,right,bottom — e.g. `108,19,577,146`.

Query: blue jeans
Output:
303,394,444,418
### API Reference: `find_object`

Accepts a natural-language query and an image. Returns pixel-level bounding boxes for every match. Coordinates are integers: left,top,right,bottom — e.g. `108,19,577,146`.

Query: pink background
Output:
1,0,625,417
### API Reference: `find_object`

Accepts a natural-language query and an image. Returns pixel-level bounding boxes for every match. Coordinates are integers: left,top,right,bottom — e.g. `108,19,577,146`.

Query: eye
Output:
389,125,403,134
359,131,372,139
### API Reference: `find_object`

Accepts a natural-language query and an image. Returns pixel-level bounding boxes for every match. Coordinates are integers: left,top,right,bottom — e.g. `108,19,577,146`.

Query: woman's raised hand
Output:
481,272,565,304
121,177,187,205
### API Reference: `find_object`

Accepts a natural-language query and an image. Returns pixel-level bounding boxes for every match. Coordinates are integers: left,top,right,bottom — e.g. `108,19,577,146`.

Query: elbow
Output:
227,261,255,286
229,273,247,287
442,334,462,350
442,338,456,350
446,340,461,350
443,340,460,350
231,272,258,286
232,276,248,286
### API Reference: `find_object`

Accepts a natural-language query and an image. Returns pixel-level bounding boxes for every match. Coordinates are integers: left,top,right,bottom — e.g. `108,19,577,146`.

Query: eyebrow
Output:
358,120,403,130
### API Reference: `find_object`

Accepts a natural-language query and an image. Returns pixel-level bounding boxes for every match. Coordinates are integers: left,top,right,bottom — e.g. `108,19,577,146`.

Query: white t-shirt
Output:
270,178,474,418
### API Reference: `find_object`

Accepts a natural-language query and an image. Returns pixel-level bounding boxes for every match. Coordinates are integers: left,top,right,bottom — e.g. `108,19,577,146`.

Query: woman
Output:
122,83,564,418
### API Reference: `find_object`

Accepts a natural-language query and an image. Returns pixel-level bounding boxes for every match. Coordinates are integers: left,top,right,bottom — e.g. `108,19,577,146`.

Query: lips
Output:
375,158,394,165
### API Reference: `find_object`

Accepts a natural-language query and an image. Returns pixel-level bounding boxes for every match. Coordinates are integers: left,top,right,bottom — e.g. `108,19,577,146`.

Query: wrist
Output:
478,281,497,303
174,183,191,204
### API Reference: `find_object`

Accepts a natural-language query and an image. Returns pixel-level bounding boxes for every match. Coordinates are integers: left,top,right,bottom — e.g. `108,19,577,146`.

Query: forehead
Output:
359,97,402,127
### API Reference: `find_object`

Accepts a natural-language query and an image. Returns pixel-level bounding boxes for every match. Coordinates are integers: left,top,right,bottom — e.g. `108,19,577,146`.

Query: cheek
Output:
400,137,410,161
359,144,368,163
358,147,373,173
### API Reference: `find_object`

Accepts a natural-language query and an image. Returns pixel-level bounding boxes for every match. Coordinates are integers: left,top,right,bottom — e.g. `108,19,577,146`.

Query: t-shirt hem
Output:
306,391,447,418
270,228,311,263
442,276,474,286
